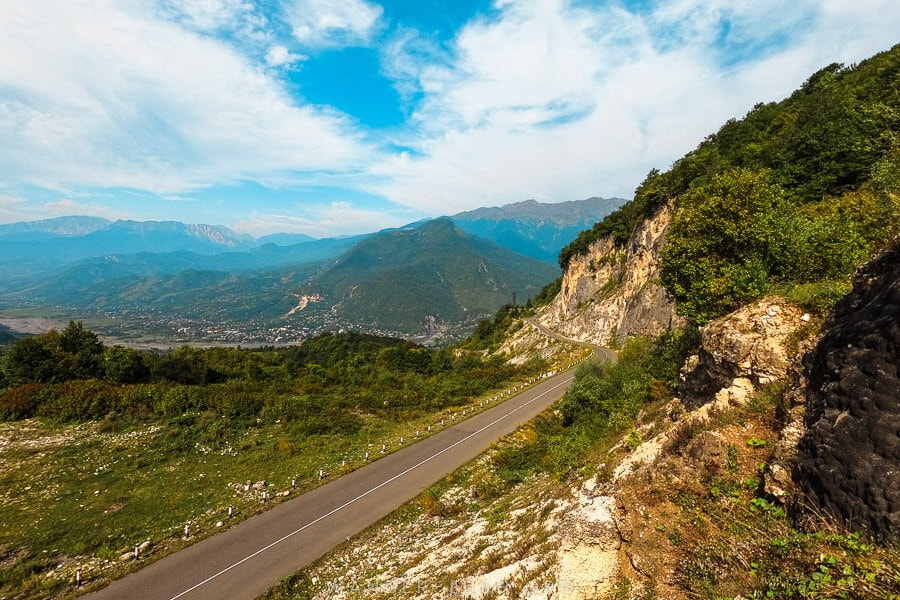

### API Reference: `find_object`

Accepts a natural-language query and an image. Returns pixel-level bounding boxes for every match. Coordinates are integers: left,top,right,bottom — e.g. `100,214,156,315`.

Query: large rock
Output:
795,242,900,541
679,300,805,409
554,482,621,600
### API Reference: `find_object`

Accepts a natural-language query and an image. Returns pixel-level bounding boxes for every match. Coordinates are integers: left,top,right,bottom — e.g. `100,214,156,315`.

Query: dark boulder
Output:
794,240,900,541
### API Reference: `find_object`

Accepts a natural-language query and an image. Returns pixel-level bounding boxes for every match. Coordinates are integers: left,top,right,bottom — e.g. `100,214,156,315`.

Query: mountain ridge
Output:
2,217,559,343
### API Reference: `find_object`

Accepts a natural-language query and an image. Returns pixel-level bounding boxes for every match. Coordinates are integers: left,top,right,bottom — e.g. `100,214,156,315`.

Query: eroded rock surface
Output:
680,300,805,409
795,243,900,541
540,201,683,346
554,482,621,599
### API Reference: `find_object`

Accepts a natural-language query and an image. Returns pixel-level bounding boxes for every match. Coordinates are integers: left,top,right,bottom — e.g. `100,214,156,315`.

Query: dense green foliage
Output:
662,49,900,322
557,341,652,427
485,329,693,487
0,328,532,424
661,165,898,322
533,276,562,307
559,44,900,319
660,169,800,322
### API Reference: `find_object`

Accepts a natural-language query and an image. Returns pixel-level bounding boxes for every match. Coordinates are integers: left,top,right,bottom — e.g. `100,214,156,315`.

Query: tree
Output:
661,168,798,323
1,336,59,385
104,345,149,384
151,346,209,385
58,321,104,380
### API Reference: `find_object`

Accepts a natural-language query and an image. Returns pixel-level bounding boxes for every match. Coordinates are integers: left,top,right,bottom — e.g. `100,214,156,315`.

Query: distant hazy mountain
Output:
0,218,257,281
284,217,559,335
256,232,317,246
0,215,111,237
8,219,558,340
0,232,367,300
0,204,583,340
450,197,625,263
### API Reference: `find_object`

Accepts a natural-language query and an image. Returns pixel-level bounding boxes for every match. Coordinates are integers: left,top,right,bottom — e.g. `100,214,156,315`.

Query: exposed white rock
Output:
553,486,620,600
539,200,683,346
677,300,806,413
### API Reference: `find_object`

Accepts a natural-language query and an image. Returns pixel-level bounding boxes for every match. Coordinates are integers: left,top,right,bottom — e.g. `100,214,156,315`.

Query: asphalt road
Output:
524,318,618,364
80,369,583,600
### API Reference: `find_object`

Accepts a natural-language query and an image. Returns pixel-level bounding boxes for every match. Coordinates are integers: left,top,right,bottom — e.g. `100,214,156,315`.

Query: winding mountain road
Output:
81,326,610,600
524,318,617,364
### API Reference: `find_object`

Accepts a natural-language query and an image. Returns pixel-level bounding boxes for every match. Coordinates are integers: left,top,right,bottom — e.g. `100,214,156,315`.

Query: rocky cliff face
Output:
539,201,684,346
282,227,898,599
794,241,900,541
572,299,810,599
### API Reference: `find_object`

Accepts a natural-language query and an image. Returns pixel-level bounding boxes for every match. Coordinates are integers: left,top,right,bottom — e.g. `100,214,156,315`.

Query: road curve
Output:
524,318,618,364
81,370,581,600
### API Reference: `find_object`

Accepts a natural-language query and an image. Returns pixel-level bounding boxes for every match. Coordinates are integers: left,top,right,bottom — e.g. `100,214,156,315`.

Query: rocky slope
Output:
285,298,812,600
538,200,683,346
265,234,899,599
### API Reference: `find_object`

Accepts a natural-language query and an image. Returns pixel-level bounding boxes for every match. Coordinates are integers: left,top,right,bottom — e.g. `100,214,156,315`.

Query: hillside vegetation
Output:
260,44,900,600
0,322,556,598
560,44,900,322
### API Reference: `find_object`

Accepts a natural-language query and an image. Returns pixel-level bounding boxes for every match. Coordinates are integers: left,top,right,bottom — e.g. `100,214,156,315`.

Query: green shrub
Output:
661,169,799,323
0,383,44,420
35,380,123,422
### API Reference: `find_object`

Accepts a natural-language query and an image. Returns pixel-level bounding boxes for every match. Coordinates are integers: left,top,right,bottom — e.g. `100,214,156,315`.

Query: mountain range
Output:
450,197,624,263
0,198,620,342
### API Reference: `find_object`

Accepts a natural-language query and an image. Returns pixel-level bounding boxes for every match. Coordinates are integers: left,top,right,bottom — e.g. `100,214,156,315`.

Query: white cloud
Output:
369,0,900,214
157,0,254,31
2,0,899,232
234,201,405,237
265,44,307,67
42,198,129,221
284,0,383,48
0,194,27,223
0,0,373,196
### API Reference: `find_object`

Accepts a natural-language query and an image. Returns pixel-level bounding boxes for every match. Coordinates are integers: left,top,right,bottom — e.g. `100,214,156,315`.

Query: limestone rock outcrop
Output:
539,201,683,346
679,300,806,409
554,482,622,600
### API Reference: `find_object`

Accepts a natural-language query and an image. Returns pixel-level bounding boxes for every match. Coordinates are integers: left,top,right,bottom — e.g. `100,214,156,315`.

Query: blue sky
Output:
1,0,898,238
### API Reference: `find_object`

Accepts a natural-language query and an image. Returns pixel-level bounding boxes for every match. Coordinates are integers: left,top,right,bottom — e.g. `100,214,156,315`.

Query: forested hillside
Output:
560,44,900,322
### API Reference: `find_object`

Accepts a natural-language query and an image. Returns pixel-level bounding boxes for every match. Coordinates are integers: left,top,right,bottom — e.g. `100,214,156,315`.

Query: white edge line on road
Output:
168,374,575,600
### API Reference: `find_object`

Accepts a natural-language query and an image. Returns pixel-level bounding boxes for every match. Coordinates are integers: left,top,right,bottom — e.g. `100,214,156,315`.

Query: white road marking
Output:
168,375,574,600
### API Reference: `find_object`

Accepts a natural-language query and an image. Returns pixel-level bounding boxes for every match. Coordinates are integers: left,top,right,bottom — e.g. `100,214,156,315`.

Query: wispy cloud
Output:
370,0,900,213
0,0,371,195
284,0,383,48
42,198,129,220
235,200,408,237
1,0,899,231
265,44,307,67
156,0,257,32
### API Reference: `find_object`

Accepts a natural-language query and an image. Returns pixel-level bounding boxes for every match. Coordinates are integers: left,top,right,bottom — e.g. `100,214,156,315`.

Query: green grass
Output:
0,369,558,599
774,280,853,313
625,381,900,600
